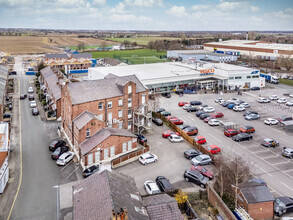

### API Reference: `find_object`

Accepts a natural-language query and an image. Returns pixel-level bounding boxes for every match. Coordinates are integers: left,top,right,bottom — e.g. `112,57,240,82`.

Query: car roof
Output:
263,138,273,141
198,154,210,159
59,152,72,159
141,153,152,158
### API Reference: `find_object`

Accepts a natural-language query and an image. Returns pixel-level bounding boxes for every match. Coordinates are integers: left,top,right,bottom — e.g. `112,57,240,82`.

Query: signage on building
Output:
250,71,259,74
200,69,215,76
273,50,278,54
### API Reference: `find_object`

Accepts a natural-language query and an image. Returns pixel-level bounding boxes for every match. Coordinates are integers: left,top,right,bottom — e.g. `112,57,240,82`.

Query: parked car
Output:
274,196,293,216
221,101,230,107
264,118,279,125
232,133,253,142
51,146,69,160
194,136,206,144
29,95,34,101
82,165,99,178
3,113,11,120
20,94,27,100
162,92,171,98
199,113,210,120
195,111,205,117
233,105,245,112
179,124,190,130
243,111,258,116
186,106,198,112
258,97,270,103
204,116,215,123
139,153,158,165
183,169,209,188
30,100,37,108
56,151,75,166
218,100,226,105
261,138,279,148
286,100,293,106
290,93,293,98
191,154,212,166
208,119,220,126
32,108,39,116
183,126,198,136
160,111,171,116
169,118,184,125
198,104,208,110
278,116,293,123
269,95,279,100
245,113,260,120
184,149,202,159
183,104,191,110
190,100,202,105
214,98,224,103
191,165,214,180
224,129,239,137
156,176,173,193
227,103,235,109
282,147,293,159
152,118,163,126
205,145,221,154
178,101,188,107
239,126,255,133
247,178,267,186
28,87,34,93
203,107,215,113
168,134,183,143
137,134,147,145
250,86,260,91
144,180,161,195
155,108,165,113
240,103,250,108
277,98,287,104
211,112,224,118
49,140,66,151
162,130,178,138
166,116,177,120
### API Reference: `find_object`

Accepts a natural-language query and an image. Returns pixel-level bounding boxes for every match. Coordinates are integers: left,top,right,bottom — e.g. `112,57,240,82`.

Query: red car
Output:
169,118,184,125
166,116,177,120
211,112,224,118
194,136,206,144
205,145,221,154
191,165,214,180
203,116,215,123
162,130,180,138
178,101,189,107
224,129,239,137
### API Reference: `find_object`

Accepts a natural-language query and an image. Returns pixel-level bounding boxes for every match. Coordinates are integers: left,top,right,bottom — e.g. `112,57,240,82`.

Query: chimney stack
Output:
112,207,128,220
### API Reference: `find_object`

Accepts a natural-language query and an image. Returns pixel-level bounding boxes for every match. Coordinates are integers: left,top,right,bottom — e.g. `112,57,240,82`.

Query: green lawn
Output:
279,78,293,86
104,37,182,46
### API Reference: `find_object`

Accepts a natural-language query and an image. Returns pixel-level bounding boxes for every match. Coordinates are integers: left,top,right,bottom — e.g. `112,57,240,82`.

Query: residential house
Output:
0,67,9,120
102,58,128,66
0,122,10,194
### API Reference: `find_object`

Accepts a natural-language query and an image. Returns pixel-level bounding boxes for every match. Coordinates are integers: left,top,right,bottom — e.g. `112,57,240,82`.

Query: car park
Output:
198,104,208,110
214,98,224,103
243,111,258,116
191,165,214,180
190,100,202,105
155,108,165,113
233,105,245,112
240,103,250,108
224,129,239,137
277,98,287,104
203,107,215,113
32,108,39,116
185,106,198,112
250,86,260,91
168,134,183,143
152,118,163,126
82,165,99,178
245,113,260,120
169,118,184,125
205,145,221,154
49,140,66,151
274,196,293,216
178,101,188,107
20,94,27,100
184,149,202,159
162,92,171,98
261,138,279,148
208,119,220,126
162,130,179,138
191,154,212,166
286,100,293,106
179,124,190,130
137,134,147,145
56,151,75,166
227,103,235,109
269,95,279,100
199,113,210,120
194,136,206,144
30,100,37,108
203,116,215,123
51,146,69,160
139,153,158,165
211,112,224,118
264,118,279,125
195,111,205,117
232,133,253,142
156,176,173,193
282,147,293,158
144,180,161,195
278,116,293,123
183,169,209,188
183,126,198,135
160,111,171,116
29,95,34,101
239,126,255,133
28,87,34,93
183,104,191,110
258,97,270,103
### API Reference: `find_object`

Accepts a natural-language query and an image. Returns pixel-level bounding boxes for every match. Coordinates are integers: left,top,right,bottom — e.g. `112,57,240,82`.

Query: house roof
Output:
68,74,147,105
143,194,183,220
73,170,149,220
73,111,102,130
80,127,136,155
72,53,92,59
45,53,68,59
45,71,61,100
0,151,8,168
40,66,54,79
240,185,274,204
103,58,123,66
0,67,8,102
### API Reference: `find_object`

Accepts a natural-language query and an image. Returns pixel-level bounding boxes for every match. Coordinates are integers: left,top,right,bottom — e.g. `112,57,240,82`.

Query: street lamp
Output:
53,185,60,220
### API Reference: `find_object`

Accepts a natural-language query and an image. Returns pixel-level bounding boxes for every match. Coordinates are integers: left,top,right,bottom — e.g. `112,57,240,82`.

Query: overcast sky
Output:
0,0,292,31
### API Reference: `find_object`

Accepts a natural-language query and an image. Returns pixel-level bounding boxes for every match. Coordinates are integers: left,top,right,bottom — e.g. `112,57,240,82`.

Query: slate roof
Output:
45,53,68,59
40,66,54,79
45,72,61,100
73,111,101,130
73,170,149,220
143,194,183,220
240,184,274,204
0,67,8,102
80,127,136,155
68,74,147,105
103,58,123,66
72,53,92,59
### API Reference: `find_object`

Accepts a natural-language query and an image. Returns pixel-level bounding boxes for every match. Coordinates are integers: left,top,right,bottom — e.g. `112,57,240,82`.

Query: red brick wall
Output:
76,119,105,144
247,202,274,220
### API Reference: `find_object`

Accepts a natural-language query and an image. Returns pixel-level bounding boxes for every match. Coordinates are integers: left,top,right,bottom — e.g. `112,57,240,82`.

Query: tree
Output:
153,40,165,52
280,55,293,71
101,41,107,51
77,43,85,52
123,40,130,49
147,41,154,50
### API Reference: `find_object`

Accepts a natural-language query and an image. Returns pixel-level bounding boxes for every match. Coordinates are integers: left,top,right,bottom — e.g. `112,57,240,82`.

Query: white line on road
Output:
281,182,293,191
272,161,290,166
284,168,293,173
261,155,280,160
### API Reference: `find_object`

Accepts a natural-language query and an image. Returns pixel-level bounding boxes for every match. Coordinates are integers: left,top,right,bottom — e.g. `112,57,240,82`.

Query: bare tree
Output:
147,41,154,50
123,40,131,49
101,41,107,51
280,55,293,71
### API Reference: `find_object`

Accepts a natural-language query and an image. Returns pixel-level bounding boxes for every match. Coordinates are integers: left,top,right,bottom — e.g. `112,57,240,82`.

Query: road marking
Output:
281,182,293,191
7,79,22,220
284,168,293,173
261,155,279,160
209,134,223,144
271,161,289,166
67,166,80,179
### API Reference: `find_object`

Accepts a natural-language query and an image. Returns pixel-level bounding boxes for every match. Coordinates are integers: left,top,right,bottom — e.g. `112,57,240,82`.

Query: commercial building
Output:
167,50,237,62
0,122,10,194
204,40,293,60
88,62,264,92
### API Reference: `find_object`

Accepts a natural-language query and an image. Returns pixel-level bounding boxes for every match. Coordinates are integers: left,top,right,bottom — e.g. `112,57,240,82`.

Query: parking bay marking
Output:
281,182,293,191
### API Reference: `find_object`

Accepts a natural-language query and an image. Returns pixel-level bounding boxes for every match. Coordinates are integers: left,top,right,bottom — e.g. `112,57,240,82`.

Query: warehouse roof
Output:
169,50,236,57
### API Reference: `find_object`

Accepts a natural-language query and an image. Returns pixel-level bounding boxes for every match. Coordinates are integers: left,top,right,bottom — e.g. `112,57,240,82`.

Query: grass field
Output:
90,49,168,64
104,37,183,46
279,78,293,86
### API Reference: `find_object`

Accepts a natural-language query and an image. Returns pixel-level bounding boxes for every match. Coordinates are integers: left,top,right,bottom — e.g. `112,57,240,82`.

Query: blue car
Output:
227,103,235,109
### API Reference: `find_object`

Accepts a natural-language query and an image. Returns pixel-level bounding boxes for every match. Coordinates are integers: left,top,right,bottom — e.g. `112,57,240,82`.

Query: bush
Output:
42,99,46,106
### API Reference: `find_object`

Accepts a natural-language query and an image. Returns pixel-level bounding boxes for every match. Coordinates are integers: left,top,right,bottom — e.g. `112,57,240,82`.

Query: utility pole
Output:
53,185,60,220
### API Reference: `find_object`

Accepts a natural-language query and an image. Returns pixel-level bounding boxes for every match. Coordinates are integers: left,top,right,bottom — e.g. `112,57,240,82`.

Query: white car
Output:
228,98,239,103
214,98,223,103
218,100,226,104
28,87,34,93
203,107,215,113
139,153,158,165
30,100,36,108
286,100,293,106
277,98,287,104
264,118,278,125
258,97,270,103
233,105,245,112
199,104,208,110
183,104,191,110
208,119,220,126
56,151,75,166
144,180,161,195
240,103,250,108
269,95,279,100
289,93,293,98
168,134,183,143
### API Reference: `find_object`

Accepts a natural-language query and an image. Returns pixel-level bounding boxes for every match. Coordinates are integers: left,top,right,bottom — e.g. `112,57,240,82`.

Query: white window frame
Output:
110,146,115,157
123,142,127,152
118,110,123,118
98,102,103,110
142,94,146,104
87,153,93,165
128,85,132,94
128,121,131,130
118,99,123,106
104,148,109,159
95,151,100,163
107,101,112,108
128,140,132,151
128,98,132,107
119,121,123,129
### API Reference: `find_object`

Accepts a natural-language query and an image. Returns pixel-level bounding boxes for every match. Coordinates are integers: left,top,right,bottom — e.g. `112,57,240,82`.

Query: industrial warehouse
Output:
88,62,265,92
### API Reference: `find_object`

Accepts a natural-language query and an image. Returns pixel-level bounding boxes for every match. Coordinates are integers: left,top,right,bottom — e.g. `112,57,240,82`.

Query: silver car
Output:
261,138,279,148
191,154,212,166
144,180,161,195
245,113,260,120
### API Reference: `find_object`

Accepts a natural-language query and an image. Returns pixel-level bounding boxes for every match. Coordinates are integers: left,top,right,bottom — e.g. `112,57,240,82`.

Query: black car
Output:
243,111,258,116
49,140,66,151
20,94,27,100
195,111,205,117
152,118,163,126
162,92,171,98
186,106,198,112
184,170,209,188
250,86,260,91
51,146,69,160
179,124,190,130
199,113,210,120
155,176,173,193
29,95,34,101
155,108,165,113
232,133,253,142
278,115,293,123
184,149,202,159
82,165,99,178
32,108,39,116
160,111,171,116
274,196,293,216
9,71,17,75
137,134,147,145
190,100,202,106
3,113,11,119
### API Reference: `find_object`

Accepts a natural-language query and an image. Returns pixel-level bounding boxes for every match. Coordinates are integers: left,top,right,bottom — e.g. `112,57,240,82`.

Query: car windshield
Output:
195,155,202,161
275,199,285,207
58,158,64,162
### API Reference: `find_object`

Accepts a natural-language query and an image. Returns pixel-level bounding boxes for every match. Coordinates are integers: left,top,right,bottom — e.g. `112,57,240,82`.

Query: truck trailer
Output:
260,73,279,84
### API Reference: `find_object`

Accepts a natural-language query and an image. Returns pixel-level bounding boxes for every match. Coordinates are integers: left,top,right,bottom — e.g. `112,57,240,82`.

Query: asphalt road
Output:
10,75,60,220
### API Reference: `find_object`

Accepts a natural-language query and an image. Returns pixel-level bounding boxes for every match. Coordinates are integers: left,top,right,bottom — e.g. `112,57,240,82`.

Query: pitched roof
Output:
143,194,183,220
68,74,147,105
73,170,149,220
45,53,68,59
0,151,8,168
240,185,274,204
72,53,92,59
0,67,8,102
103,58,123,66
40,66,54,79
73,111,102,130
80,127,136,155
45,72,61,100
